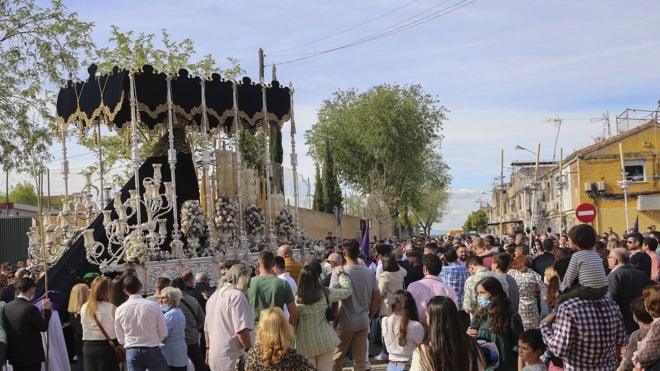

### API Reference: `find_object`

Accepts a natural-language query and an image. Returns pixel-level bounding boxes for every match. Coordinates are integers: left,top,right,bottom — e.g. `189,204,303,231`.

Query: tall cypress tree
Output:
323,144,343,213
312,162,325,211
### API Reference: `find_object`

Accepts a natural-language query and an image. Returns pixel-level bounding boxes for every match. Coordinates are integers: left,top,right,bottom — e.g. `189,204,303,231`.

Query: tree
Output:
463,210,489,233
411,186,449,236
0,0,94,179
312,162,324,212
322,142,342,213
8,182,38,205
76,26,245,187
305,84,450,233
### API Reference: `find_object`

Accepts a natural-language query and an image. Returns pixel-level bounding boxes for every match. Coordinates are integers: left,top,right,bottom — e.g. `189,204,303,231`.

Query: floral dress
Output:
240,345,318,371
508,268,545,331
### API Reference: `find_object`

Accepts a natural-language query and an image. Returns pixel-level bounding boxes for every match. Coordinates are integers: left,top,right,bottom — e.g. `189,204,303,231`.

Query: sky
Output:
10,0,660,233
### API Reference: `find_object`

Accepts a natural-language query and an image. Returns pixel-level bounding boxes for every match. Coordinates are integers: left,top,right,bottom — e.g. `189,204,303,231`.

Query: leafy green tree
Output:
0,0,94,179
305,84,450,233
312,162,324,212
8,182,38,205
411,186,449,236
463,209,489,233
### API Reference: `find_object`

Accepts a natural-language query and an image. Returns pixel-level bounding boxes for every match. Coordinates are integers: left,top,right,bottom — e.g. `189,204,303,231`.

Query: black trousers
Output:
187,342,208,371
83,339,120,371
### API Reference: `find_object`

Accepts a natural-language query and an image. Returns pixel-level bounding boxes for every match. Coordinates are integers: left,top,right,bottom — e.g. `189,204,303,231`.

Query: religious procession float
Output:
29,64,314,294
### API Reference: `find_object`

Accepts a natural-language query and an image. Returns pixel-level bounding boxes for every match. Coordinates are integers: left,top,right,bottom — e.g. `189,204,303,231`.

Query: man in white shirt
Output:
115,275,169,371
273,256,298,320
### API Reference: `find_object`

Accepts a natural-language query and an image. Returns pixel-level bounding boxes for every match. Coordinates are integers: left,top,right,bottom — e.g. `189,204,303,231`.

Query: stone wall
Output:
297,207,393,242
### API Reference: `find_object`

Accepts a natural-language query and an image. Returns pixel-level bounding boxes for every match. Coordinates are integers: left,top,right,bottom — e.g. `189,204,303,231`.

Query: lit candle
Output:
619,143,625,170
84,172,92,186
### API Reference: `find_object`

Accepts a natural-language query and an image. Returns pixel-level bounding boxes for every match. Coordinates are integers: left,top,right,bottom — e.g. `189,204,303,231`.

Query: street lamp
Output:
514,145,536,155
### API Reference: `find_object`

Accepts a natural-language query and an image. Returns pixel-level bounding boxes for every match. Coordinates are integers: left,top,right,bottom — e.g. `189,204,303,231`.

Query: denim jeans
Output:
125,346,169,371
387,361,408,371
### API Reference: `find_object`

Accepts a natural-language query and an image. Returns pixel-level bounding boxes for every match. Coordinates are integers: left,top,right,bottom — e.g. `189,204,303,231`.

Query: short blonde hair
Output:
68,283,90,313
256,307,294,364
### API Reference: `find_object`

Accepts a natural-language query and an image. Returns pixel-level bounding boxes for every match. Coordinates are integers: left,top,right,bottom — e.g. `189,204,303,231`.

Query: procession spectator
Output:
295,264,352,370
607,247,655,336
80,276,118,371
248,250,298,326
491,253,520,314
381,290,424,370
631,285,660,370
438,248,469,310
277,244,304,282
468,277,523,371
204,264,254,371
619,297,653,371
463,256,508,315
158,287,188,371
114,275,169,371
642,237,660,281
508,255,544,330
330,239,381,371
375,254,407,360
171,277,207,371
407,254,457,324
628,232,652,277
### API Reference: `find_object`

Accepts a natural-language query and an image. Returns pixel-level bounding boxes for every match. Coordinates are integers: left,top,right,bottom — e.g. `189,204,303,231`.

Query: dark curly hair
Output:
475,277,514,334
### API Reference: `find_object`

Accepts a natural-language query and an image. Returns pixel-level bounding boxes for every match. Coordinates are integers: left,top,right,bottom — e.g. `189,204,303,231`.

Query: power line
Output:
271,0,479,66
269,0,421,55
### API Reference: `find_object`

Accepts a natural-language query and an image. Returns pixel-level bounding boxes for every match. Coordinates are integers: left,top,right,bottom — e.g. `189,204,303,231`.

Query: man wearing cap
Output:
83,272,99,286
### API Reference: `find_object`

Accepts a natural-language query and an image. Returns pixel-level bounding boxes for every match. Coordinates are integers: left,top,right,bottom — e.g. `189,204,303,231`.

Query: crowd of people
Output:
0,224,659,370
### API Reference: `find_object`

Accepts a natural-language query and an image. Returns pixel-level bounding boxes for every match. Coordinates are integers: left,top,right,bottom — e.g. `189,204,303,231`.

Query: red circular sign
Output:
575,203,597,223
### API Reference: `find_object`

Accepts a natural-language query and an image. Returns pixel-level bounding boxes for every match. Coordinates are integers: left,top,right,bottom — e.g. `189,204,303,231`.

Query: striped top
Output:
560,249,608,292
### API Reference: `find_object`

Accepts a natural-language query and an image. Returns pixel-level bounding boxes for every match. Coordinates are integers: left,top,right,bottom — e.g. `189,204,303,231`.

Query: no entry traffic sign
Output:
575,203,597,223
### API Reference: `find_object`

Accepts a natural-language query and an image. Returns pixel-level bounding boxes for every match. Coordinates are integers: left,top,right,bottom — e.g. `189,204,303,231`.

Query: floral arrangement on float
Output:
180,200,207,257
123,237,148,265
244,204,265,249
214,196,239,235
275,209,295,242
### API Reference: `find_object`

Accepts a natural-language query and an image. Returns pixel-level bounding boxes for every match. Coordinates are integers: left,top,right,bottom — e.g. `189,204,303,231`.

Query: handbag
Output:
92,313,126,363
323,290,336,322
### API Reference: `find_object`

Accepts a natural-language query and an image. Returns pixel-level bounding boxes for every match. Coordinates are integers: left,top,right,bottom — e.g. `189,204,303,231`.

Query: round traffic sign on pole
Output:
575,203,597,223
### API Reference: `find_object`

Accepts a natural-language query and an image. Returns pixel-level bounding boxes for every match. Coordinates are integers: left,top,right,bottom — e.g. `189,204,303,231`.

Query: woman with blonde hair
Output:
68,281,90,371
80,276,119,371
241,307,318,370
